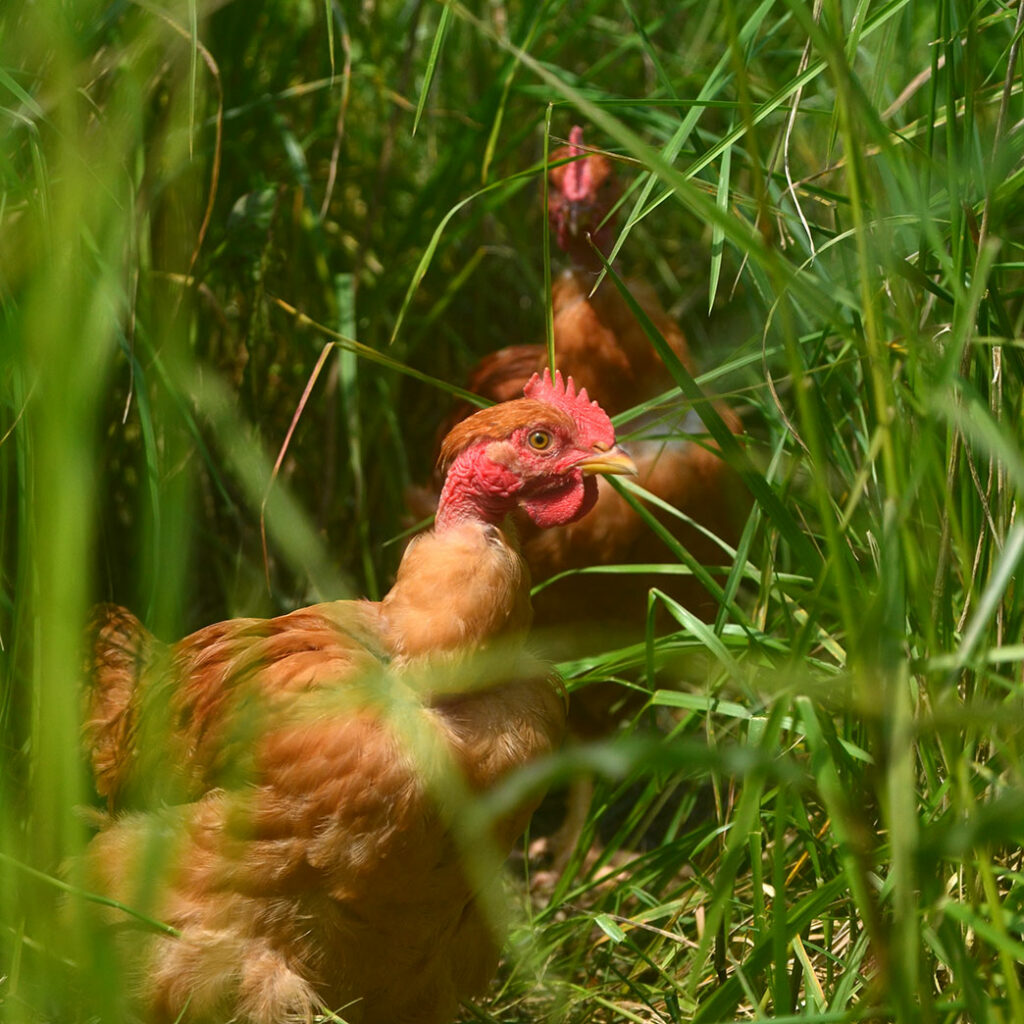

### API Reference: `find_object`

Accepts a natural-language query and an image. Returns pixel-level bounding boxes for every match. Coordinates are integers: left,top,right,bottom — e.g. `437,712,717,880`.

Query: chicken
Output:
80,369,635,1024
445,126,747,671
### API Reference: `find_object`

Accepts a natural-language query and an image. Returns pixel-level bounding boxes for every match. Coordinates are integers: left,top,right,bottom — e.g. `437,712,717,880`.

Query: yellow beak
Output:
577,445,637,477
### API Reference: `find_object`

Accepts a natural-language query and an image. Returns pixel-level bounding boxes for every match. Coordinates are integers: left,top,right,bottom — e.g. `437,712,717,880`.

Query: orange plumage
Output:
81,373,635,1024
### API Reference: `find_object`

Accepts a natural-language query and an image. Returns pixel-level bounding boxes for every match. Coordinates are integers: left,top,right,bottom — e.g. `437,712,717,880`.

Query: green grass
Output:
4,0,1024,1021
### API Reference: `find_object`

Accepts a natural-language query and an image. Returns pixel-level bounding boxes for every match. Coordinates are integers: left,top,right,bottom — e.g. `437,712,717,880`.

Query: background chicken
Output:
81,371,634,1024
441,127,748,694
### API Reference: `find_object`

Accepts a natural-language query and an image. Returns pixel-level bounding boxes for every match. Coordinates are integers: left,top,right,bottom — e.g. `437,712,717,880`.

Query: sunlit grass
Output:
4,0,1024,1021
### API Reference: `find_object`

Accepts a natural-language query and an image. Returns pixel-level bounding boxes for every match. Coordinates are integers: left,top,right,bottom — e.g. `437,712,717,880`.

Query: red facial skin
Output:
435,370,623,531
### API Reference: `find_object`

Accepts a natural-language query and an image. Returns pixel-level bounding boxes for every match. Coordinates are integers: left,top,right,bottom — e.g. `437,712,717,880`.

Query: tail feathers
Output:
84,603,160,808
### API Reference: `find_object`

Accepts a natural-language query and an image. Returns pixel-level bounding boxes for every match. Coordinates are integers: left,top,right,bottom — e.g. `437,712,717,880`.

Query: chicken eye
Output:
528,429,553,452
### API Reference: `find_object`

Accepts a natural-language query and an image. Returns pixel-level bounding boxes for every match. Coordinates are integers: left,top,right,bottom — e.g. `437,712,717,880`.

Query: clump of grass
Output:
3,1,1024,1022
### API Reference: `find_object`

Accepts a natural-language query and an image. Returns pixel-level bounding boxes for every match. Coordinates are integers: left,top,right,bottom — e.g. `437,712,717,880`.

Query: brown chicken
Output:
81,370,635,1024
452,127,747,680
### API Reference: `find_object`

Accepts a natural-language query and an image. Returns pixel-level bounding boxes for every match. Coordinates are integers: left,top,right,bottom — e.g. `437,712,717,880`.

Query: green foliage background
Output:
4,0,1024,1021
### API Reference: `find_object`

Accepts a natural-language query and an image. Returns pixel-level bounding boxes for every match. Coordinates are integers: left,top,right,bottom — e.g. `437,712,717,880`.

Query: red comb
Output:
561,125,592,203
523,368,615,447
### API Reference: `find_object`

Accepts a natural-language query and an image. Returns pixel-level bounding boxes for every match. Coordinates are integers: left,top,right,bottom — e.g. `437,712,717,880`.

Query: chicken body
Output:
82,373,634,1024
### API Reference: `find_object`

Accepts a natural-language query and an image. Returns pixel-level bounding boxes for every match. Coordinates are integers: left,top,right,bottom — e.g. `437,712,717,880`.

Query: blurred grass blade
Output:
0,65,45,120
709,135,732,312
324,0,336,76
649,587,743,681
412,2,452,137
952,521,1024,672
481,3,549,182
188,0,198,156
542,104,555,371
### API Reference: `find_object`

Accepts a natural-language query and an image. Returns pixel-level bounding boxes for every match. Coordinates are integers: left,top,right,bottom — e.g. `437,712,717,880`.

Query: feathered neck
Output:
381,517,531,665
